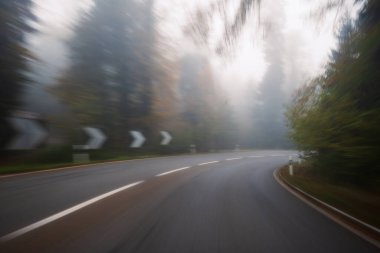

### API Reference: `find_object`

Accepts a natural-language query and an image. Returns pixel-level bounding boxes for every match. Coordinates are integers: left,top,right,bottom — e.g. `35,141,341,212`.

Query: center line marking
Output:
225,157,242,161
0,180,144,242
156,167,190,177
198,161,219,166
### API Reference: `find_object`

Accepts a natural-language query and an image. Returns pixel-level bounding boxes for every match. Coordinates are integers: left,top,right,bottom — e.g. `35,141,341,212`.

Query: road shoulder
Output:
273,167,380,249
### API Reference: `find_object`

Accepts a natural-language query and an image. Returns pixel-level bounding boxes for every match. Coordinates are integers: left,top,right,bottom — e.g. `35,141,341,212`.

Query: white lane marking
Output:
0,181,144,242
225,157,242,161
155,167,190,177
198,161,219,166
248,155,264,158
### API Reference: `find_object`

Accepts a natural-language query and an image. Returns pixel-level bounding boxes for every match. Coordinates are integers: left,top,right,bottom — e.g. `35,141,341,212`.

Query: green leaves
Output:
286,1,380,185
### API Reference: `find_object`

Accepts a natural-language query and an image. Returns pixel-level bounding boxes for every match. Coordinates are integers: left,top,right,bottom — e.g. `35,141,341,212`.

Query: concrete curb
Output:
273,167,380,249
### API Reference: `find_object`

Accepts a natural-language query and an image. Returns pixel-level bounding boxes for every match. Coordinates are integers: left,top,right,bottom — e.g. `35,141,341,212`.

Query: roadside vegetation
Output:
284,0,380,230
1,0,291,173
0,147,162,174
286,0,380,187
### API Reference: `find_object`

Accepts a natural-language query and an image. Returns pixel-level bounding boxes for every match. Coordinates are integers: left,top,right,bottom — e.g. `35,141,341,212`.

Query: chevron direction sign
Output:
129,130,172,148
73,127,107,150
160,131,172,145
129,130,146,148
6,113,48,150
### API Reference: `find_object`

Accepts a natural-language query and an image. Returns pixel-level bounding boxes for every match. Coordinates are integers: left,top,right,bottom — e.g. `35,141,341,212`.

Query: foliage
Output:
184,0,261,56
250,50,290,149
49,0,238,153
51,0,156,150
177,55,238,151
0,0,36,146
286,0,380,184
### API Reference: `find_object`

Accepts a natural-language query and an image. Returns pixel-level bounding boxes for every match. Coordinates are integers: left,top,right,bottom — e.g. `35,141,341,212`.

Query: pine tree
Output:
0,0,36,117
53,0,156,150
0,0,36,147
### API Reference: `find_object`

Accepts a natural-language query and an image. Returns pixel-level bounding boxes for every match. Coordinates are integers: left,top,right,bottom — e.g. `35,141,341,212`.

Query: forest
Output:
1,0,379,182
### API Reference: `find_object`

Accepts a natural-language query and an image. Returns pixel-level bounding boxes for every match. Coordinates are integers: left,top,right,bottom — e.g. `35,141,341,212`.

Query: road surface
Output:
0,150,378,252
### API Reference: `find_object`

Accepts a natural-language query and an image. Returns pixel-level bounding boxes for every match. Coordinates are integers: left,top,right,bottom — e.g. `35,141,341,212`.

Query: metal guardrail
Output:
274,167,380,248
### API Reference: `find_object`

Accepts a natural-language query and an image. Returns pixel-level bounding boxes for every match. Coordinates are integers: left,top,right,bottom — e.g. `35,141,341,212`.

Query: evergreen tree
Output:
250,9,290,149
53,0,155,149
0,0,36,116
0,0,36,147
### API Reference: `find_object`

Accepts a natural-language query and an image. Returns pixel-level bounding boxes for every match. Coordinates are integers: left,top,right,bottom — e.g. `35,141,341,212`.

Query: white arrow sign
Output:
7,117,48,150
73,127,106,150
129,131,145,148
84,127,106,149
160,131,172,145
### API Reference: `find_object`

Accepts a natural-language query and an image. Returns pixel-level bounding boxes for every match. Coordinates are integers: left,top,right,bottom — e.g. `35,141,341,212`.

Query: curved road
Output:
0,150,378,252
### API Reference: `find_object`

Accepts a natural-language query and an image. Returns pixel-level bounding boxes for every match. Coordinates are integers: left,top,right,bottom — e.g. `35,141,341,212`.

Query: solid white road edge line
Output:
198,161,219,166
156,167,190,177
225,157,242,161
0,180,144,242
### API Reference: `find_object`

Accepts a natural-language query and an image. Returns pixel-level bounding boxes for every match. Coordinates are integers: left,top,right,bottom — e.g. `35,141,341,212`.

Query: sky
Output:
28,0,361,103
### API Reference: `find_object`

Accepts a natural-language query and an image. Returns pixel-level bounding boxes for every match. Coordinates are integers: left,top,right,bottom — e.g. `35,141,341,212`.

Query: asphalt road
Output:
0,150,378,253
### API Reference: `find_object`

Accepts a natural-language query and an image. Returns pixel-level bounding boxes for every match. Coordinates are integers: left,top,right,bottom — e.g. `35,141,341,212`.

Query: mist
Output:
0,0,362,154
1,2,379,250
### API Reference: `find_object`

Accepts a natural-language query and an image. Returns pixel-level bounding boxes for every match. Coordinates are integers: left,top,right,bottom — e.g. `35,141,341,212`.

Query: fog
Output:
0,0,362,153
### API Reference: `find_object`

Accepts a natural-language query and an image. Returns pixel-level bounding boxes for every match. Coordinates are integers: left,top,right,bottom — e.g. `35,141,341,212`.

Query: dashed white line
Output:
155,167,190,177
248,155,264,158
0,180,144,242
225,157,242,161
198,161,219,166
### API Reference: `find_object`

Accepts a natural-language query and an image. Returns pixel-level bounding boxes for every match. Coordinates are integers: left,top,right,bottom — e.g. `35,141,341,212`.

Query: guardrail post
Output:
289,156,294,176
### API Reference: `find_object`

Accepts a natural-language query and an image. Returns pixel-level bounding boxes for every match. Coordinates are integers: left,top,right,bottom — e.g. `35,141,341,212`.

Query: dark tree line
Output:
0,0,36,147
52,0,156,150
50,0,240,152
0,0,36,117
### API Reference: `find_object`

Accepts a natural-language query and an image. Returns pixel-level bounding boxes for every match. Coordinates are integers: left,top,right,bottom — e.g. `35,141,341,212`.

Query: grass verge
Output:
0,154,161,175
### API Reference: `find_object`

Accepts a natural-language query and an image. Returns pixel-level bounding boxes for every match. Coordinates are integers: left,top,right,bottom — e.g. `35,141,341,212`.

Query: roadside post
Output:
189,144,196,154
72,127,106,163
289,155,294,176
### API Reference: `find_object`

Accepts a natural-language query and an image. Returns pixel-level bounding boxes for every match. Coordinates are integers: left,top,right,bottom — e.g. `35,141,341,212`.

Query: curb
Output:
273,167,380,249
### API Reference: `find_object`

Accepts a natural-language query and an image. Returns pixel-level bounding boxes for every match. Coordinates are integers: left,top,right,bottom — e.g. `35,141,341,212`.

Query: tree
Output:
176,54,235,151
247,2,290,149
251,63,289,148
184,0,261,56
52,0,156,150
286,0,380,185
185,0,362,55
0,0,36,147
0,0,36,116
